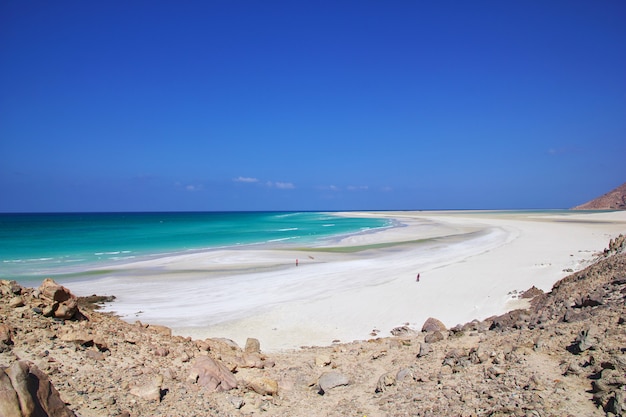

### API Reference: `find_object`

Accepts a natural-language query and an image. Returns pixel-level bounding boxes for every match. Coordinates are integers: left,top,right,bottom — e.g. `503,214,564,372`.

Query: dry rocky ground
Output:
1,235,625,417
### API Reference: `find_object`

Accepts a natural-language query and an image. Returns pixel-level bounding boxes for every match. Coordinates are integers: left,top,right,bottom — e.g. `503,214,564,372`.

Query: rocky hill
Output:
573,183,626,210
1,235,626,417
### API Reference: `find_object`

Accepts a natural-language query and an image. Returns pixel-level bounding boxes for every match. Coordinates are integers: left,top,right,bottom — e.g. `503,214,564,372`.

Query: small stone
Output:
246,376,279,396
245,338,261,354
9,296,24,308
315,354,332,367
318,372,349,395
417,342,432,357
424,331,444,343
375,372,396,393
130,374,163,402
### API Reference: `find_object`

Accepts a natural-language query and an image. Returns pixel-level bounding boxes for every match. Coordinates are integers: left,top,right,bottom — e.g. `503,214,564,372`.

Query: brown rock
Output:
189,356,237,392
4,360,76,417
37,279,82,320
246,376,279,395
147,324,172,337
0,367,21,417
0,324,13,346
54,298,78,320
130,374,163,402
245,337,261,353
390,325,417,337
421,317,447,333
39,278,73,303
1,280,23,296
424,331,444,344
8,296,25,308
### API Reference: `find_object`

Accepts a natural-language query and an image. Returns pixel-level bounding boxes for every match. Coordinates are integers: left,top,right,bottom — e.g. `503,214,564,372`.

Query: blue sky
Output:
1,1,625,212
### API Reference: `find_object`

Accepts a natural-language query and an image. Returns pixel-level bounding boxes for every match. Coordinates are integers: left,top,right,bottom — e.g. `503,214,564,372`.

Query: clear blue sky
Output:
1,1,625,212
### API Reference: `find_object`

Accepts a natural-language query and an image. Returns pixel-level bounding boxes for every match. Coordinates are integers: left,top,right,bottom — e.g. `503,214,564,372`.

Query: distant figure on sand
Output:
296,259,299,267
416,273,420,282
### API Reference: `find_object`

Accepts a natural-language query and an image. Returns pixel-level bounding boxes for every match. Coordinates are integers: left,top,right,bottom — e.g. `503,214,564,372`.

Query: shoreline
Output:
64,210,626,352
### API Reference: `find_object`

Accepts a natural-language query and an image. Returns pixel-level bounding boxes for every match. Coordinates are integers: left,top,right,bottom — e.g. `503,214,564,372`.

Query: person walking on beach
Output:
416,273,420,282
296,259,299,267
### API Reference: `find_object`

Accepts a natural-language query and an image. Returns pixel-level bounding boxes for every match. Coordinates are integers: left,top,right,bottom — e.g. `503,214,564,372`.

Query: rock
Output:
9,296,24,308
39,278,73,303
86,350,105,361
37,279,82,320
130,374,163,402
424,331,444,343
0,280,23,296
396,368,414,382
375,372,396,393
390,325,417,337
154,347,170,357
229,395,245,409
147,324,172,337
521,286,544,299
421,317,447,333
236,352,267,369
468,346,489,364
59,330,93,345
0,367,21,417
246,376,279,396
572,327,596,353
417,342,432,358
2,360,76,417
0,324,13,348
189,356,237,392
315,354,332,367
318,371,349,395
245,337,261,353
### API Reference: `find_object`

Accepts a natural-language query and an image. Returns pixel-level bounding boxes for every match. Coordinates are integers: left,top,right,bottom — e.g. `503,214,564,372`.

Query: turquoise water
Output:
0,212,391,282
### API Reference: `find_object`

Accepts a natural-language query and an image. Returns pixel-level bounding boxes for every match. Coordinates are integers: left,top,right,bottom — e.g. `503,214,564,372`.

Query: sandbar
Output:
65,210,626,352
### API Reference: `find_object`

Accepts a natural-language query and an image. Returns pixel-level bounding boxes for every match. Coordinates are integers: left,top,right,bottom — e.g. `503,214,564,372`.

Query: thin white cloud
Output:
347,185,369,191
185,184,203,192
233,176,259,183
317,185,341,191
273,181,295,189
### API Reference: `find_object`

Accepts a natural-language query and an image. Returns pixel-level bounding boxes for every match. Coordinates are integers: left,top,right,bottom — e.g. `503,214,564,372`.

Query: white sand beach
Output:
67,210,626,352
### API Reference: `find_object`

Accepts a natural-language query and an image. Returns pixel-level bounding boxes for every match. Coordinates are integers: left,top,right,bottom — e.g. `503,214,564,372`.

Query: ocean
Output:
0,211,391,284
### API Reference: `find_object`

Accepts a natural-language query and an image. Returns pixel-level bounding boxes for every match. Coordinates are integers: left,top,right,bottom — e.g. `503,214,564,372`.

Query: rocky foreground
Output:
1,236,626,417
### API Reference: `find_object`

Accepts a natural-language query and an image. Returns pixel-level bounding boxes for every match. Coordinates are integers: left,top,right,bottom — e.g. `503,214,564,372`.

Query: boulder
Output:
1,360,76,417
0,367,21,417
39,278,73,303
189,356,237,392
37,279,82,320
421,317,447,333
